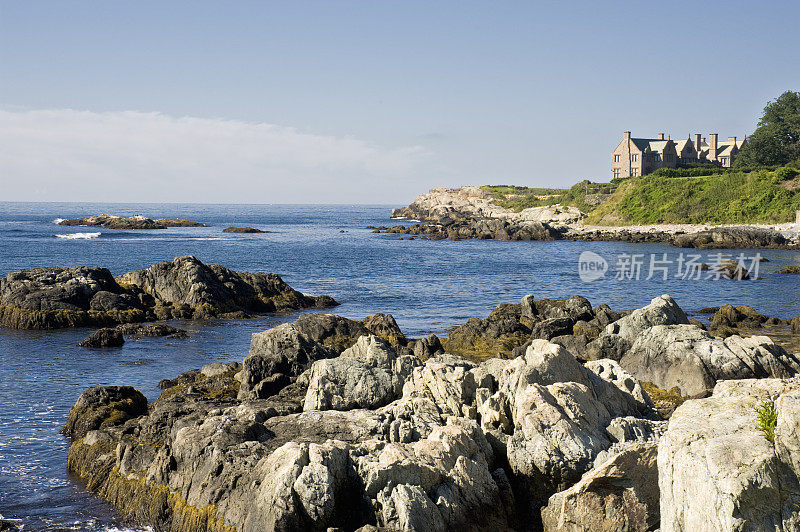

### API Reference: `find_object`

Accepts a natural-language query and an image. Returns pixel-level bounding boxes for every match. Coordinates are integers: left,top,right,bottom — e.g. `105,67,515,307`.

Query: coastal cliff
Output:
63,294,800,531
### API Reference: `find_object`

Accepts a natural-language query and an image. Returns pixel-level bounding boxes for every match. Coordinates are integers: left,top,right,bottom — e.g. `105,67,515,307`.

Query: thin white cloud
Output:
0,108,437,203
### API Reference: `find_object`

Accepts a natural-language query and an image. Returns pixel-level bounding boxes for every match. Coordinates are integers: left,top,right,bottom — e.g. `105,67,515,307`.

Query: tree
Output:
735,91,800,167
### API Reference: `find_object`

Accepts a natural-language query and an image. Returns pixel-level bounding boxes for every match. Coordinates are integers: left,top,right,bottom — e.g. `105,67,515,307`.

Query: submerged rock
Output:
222,226,270,233
115,322,189,339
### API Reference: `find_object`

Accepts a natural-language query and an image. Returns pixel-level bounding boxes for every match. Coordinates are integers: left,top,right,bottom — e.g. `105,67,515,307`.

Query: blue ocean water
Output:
0,202,798,530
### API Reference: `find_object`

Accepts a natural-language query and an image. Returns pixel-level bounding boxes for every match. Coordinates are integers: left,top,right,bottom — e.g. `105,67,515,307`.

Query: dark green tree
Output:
735,91,800,167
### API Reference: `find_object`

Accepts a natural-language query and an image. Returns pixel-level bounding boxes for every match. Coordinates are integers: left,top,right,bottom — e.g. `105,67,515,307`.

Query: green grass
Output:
754,400,778,442
585,163,800,225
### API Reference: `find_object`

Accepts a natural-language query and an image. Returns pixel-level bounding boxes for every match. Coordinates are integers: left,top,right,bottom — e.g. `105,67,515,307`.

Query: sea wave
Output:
54,232,101,240
52,218,65,224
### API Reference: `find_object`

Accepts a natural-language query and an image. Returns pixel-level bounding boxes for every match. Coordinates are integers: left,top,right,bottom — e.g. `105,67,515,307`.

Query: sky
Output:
1,1,799,204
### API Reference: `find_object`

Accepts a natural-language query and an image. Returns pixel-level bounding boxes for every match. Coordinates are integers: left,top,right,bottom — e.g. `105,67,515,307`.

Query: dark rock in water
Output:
0,266,149,329
78,328,125,348
710,304,767,330
671,226,790,250
716,259,750,280
116,256,338,319
790,317,800,335
698,307,720,314
223,226,270,233
778,265,800,274
0,257,337,329
375,218,564,242
115,322,189,339
61,386,147,440
58,214,206,229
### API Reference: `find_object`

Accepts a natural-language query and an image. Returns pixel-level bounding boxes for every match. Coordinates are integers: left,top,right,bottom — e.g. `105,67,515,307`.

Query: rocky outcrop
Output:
116,256,337,319
59,214,206,229
0,257,337,329
222,226,270,233
65,310,665,532
443,294,612,360
62,386,147,440
779,265,800,274
115,322,189,339
672,226,791,249
78,327,125,348
621,324,800,397
375,219,565,242
0,266,149,329
659,378,800,531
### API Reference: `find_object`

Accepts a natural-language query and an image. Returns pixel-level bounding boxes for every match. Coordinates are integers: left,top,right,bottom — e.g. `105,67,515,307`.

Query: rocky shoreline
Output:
62,294,800,531
383,187,800,249
0,256,337,329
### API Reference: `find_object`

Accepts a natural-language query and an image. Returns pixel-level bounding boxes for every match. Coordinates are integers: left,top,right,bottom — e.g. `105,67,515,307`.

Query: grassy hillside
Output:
483,181,617,213
585,163,800,225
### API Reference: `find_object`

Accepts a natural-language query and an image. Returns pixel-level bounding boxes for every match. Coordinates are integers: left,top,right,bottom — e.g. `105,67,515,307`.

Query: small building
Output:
612,131,746,177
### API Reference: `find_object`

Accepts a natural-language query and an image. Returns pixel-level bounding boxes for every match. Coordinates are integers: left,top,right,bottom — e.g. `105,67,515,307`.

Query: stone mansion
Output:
611,131,746,178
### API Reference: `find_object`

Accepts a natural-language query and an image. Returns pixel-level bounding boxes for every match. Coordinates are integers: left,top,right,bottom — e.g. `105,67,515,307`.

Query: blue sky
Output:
1,1,798,203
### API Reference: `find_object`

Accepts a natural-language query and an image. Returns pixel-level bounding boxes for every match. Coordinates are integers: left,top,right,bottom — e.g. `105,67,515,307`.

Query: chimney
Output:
709,133,718,160
624,131,631,140
694,134,701,152
658,133,664,140
728,136,736,143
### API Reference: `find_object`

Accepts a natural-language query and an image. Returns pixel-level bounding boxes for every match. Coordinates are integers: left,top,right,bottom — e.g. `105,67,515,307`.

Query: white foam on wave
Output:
54,232,101,240
52,218,65,224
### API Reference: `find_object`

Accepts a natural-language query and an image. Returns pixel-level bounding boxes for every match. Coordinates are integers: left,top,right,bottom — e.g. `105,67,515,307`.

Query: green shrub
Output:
754,400,778,442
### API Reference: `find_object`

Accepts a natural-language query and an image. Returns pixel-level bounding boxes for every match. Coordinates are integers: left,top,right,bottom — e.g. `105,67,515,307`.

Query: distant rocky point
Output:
223,226,270,233
385,188,800,249
0,256,337,329
58,214,206,229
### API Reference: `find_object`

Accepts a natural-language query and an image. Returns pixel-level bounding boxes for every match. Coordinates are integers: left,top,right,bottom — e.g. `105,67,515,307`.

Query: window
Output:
631,168,639,176
614,154,620,162
632,154,638,162
612,168,620,178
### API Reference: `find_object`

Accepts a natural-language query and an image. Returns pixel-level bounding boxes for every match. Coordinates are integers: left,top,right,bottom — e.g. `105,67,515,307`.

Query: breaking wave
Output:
52,218,65,224
54,232,101,240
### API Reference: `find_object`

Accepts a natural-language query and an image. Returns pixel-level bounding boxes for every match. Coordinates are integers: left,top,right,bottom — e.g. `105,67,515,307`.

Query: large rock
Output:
621,324,800,396
303,335,420,411
541,442,659,532
603,294,689,341
239,323,332,400
659,378,800,531
117,256,337,319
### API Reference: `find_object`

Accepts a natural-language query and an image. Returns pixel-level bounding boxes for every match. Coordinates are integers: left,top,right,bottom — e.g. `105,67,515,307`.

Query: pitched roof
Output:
631,138,673,153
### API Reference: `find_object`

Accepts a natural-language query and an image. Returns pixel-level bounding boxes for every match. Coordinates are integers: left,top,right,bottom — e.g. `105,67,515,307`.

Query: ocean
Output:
0,202,798,530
